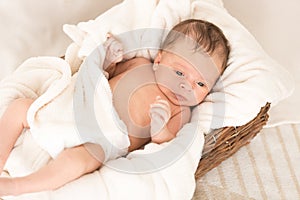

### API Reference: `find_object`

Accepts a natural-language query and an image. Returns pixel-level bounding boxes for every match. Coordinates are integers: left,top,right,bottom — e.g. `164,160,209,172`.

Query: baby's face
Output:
154,51,222,106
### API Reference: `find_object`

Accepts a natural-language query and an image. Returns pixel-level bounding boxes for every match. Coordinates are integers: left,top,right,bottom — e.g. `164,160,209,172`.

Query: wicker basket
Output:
195,102,271,179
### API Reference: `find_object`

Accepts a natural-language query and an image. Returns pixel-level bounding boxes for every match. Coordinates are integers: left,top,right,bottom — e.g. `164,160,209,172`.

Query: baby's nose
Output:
179,83,192,92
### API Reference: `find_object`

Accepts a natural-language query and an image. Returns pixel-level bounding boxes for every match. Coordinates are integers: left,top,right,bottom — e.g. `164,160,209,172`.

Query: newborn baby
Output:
0,19,230,196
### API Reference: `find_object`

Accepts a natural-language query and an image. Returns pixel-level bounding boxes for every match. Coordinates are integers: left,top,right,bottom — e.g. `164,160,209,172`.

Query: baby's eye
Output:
175,71,184,76
197,82,205,87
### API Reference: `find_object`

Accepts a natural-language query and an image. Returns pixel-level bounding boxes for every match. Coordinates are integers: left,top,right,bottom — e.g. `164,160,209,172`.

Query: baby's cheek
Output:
195,90,208,103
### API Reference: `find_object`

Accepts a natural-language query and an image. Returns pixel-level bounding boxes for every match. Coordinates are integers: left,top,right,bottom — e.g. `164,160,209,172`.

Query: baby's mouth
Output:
174,93,187,102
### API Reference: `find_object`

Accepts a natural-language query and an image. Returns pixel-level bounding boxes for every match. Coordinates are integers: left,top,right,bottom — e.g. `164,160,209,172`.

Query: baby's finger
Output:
150,102,168,110
154,96,170,107
152,97,169,107
151,101,170,114
155,98,169,106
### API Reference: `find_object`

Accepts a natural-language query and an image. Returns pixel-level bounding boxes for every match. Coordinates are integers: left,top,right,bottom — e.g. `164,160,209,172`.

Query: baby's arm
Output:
0,144,102,197
150,97,191,144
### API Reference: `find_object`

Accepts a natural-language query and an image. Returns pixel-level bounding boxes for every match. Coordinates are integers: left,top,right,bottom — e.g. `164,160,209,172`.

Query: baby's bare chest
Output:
109,65,163,134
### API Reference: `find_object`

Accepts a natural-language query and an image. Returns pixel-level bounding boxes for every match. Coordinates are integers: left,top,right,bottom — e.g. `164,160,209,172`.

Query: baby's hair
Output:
161,19,230,74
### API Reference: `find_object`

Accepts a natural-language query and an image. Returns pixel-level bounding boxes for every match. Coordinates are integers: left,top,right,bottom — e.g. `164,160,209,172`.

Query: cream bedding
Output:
0,0,296,199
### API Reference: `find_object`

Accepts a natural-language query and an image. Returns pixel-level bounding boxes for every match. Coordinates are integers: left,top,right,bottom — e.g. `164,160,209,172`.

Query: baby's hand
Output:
149,96,171,136
103,33,124,70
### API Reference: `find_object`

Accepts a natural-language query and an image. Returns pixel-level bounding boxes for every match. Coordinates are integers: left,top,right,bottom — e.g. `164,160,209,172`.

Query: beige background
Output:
0,0,122,79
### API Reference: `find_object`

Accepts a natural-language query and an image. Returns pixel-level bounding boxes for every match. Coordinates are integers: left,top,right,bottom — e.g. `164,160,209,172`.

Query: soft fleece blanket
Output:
0,0,293,199
25,48,131,160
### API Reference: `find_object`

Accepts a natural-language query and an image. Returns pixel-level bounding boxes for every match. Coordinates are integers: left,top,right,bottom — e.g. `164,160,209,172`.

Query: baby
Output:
0,19,230,196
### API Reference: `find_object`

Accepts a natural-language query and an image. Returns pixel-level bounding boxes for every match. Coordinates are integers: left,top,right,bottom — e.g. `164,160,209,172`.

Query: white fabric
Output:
21,55,130,161
0,0,294,199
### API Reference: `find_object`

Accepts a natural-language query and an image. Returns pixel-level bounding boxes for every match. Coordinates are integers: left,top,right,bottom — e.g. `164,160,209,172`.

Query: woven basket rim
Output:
195,102,270,179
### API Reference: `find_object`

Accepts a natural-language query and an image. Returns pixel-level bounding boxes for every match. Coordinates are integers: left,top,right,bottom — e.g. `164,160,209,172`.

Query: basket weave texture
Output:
195,103,271,179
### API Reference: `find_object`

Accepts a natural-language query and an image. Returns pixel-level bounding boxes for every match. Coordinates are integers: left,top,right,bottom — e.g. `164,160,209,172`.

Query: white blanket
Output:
24,47,130,160
1,0,293,199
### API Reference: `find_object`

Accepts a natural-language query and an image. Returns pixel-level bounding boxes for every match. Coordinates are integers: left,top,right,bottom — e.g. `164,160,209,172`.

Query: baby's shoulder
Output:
127,57,152,70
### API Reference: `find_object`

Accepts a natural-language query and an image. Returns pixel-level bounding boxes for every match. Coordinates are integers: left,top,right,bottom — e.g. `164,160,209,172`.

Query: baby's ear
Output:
154,50,162,64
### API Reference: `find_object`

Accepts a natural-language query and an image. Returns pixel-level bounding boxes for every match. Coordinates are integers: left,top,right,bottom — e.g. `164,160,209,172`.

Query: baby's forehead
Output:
164,48,216,70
